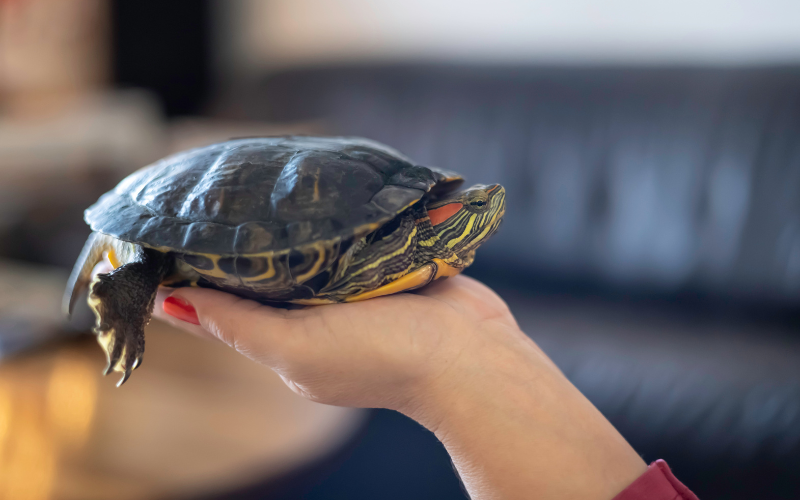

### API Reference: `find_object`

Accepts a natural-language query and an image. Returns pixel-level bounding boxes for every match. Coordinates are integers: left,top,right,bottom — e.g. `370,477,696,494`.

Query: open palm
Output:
152,275,521,413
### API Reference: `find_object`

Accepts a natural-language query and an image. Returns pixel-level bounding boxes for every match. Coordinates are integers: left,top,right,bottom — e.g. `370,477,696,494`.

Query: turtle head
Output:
426,184,505,256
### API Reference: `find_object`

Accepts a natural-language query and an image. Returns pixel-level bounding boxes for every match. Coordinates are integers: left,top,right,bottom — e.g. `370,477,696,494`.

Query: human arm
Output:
152,275,649,500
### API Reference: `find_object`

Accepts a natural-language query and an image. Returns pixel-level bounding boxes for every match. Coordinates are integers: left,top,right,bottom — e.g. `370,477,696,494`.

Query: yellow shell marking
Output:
241,256,277,282
295,246,327,283
187,254,231,279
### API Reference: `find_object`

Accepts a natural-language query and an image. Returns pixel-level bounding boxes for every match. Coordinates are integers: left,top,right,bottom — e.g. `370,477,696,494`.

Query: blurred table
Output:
0,316,364,500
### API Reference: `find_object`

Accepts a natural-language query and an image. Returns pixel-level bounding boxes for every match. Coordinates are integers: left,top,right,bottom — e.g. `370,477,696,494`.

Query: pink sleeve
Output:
613,460,700,500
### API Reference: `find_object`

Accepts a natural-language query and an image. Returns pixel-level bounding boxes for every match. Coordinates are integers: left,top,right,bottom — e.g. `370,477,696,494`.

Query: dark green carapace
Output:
65,136,506,385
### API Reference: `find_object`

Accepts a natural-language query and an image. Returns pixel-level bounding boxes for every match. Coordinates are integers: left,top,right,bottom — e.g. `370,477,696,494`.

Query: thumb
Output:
154,287,295,362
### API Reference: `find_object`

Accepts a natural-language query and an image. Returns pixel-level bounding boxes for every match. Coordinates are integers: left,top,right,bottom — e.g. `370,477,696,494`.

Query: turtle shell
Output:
85,136,463,255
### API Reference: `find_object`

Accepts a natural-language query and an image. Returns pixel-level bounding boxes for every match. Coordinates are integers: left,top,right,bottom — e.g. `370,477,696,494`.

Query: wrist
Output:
398,324,647,500
400,323,546,433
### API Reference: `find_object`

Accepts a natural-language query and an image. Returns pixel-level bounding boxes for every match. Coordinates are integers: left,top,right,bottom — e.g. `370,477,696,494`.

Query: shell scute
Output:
179,253,215,271
85,136,461,256
235,256,272,278
233,222,276,254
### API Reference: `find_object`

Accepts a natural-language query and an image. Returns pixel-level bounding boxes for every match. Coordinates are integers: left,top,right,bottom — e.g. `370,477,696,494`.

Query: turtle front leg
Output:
88,248,170,386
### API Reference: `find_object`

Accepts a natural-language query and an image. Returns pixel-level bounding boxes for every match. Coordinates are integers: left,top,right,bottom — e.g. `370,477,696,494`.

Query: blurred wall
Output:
216,0,800,79
0,0,109,115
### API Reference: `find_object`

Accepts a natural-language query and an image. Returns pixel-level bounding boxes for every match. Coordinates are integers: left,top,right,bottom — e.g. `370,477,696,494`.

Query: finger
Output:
152,287,218,341
154,287,298,362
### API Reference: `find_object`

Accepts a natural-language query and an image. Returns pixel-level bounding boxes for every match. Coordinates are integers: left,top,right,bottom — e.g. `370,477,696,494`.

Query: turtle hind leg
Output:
89,248,170,386
63,232,141,317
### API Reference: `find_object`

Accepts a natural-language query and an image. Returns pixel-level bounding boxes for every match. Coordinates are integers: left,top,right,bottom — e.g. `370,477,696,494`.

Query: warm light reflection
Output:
0,382,12,463
0,393,57,500
46,351,98,450
0,348,98,500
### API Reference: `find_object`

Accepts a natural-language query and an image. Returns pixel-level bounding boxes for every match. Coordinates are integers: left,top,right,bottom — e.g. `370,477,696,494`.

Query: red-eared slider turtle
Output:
64,136,506,385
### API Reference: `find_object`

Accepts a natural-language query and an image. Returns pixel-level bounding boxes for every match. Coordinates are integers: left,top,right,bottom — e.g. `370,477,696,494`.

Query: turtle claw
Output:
90,275,146,386
117,367,133,387
95,324,144,385
118,343,141,386
102,329,125,376
103,362,116,377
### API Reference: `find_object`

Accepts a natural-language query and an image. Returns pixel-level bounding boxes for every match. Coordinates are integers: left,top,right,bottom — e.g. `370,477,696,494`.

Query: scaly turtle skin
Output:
64,136,506,385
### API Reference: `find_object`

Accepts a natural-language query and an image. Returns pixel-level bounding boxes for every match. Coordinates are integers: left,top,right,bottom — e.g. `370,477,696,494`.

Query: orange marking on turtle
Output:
105,249,122,269
427,203,463,226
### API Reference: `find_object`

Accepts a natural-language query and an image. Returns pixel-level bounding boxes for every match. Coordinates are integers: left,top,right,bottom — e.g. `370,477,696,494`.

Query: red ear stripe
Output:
428,203,462,226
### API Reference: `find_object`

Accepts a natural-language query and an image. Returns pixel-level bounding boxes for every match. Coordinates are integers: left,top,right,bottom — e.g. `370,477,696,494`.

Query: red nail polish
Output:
163,296,200,325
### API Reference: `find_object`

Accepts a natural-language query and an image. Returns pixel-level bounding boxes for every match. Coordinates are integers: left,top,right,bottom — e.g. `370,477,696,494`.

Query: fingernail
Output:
163,296,200,325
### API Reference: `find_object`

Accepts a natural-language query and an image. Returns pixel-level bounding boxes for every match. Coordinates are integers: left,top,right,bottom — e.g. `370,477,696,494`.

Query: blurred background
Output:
1,0,799,498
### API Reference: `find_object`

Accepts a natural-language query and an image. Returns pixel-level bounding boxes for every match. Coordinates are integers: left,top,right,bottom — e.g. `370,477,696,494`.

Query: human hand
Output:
80,262,646,499
152,276,646,500
152,275,525,420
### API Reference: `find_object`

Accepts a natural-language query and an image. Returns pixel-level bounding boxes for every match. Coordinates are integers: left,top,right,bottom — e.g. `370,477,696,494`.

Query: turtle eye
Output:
470,200,485,207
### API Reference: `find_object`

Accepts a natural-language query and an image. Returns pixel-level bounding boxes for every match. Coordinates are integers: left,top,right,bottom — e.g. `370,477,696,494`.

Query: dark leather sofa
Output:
212,65,800,500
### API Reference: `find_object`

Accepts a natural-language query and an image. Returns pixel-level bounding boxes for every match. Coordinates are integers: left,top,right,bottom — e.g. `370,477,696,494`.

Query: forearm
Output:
403,325,647,500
